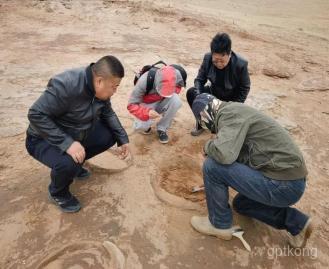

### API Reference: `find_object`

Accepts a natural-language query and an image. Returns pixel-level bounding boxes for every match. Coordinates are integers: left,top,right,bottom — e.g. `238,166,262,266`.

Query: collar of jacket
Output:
85,63,96,97
214,101,230,132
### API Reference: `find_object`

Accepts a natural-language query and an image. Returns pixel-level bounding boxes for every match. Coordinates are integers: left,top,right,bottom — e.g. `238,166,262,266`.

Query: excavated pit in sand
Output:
152,145,207,210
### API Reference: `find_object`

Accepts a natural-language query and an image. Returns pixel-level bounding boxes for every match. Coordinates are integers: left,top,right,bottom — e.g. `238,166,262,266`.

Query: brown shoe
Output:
190,216,240,240
287,218,313,248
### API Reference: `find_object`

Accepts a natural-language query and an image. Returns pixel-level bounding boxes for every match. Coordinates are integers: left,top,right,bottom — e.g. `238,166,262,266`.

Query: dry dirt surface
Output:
0,0,329,268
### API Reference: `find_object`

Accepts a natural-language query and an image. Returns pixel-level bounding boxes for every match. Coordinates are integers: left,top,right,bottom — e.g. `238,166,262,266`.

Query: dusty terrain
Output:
0,0,328,268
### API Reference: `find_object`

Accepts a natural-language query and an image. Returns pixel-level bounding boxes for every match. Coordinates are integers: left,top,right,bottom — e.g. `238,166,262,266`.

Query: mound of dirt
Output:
262,67,295,79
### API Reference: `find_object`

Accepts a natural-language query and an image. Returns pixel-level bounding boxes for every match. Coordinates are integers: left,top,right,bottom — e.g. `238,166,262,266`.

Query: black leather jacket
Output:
27,64,129,153
194,51,250,102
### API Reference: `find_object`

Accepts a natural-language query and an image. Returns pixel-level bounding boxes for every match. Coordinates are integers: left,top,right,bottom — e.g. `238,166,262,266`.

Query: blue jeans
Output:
26,121,116,197
203,157,309,236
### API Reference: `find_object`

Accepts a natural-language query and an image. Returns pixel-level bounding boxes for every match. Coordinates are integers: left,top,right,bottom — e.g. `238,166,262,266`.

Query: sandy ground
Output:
0,0,329,268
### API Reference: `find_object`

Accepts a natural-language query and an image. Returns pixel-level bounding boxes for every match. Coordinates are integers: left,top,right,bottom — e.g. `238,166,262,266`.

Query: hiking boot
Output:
190,216,240,240
190,122,204,136
142,127,152,135
75,167,91,180
287,218,313,248
48,192,81,213
157,130,169,144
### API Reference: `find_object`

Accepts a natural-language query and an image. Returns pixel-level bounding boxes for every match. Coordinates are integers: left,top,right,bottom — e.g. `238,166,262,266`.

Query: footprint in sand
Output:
151,152,205,211
31,241,125,269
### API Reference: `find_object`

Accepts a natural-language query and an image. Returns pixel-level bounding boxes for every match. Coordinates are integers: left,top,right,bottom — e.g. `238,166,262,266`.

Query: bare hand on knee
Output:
66,141,86,163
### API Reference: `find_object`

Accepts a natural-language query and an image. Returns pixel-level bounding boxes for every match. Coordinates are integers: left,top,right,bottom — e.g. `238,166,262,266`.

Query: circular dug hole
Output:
158,154,205,203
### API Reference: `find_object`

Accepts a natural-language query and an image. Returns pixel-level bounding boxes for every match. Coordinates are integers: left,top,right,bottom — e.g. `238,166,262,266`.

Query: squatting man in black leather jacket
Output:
26,55,130,213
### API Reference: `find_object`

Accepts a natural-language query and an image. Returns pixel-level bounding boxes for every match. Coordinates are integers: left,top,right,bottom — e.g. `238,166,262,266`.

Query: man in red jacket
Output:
127,65,186,144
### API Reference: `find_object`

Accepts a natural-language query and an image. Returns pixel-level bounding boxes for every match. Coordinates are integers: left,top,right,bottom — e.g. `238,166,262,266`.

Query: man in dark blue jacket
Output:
26,55,130,213
186,33,251,136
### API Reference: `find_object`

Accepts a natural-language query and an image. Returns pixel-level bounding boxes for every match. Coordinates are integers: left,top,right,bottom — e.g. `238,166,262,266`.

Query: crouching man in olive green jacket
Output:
190,93,312,248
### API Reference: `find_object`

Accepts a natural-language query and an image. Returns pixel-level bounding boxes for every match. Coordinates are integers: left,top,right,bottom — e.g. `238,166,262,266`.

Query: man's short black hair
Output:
210,33,232,55
92,55,125,78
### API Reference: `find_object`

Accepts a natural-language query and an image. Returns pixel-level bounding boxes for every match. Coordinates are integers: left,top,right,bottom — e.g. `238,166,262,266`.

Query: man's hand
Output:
117,143,131,160
149,109,160,119
66,141,86,164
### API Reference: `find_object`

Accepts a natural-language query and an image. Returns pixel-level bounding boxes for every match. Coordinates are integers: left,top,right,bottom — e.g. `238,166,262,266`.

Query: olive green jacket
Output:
204,102,308,180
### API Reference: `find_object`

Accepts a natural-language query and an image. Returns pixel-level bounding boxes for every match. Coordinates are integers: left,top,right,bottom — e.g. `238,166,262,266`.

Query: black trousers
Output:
26,121,116,197
186,86,212,129
186,86,212,110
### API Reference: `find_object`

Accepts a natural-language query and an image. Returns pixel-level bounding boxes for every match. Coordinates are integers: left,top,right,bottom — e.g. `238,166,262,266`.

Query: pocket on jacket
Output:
248,143,272,169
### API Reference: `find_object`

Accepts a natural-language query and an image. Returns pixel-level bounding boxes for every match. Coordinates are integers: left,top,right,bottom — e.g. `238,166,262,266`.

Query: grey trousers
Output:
133,93,182,132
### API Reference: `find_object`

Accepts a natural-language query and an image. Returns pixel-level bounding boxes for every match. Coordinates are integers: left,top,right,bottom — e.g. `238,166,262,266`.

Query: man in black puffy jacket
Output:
186,33,251,136
26,55,130,213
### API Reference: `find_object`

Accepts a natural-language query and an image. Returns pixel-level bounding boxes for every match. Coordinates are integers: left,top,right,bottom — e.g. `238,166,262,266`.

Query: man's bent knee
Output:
202,157,218,177
186,87,198,98
232,193,242,212
233,193,250,213
53,156,80,176
168,94,182,111
186,87,198,107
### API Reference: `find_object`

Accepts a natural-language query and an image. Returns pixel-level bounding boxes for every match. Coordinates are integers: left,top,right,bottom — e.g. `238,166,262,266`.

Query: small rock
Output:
276,117,298,132
262,67,294,79
302,66,311,72
45,7,54,13
297,77,329,92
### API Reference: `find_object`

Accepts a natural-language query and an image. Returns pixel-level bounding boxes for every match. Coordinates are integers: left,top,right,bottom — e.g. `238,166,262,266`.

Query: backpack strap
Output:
146,68,157,94
145,61,167,94
152,60,167,67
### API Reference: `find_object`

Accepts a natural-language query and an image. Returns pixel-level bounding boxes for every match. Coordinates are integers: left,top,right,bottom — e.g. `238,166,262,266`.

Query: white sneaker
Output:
287,218,313,248
190,216,240,240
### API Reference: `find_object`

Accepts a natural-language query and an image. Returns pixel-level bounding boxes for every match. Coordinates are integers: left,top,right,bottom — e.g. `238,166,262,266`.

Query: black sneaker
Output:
157,130,169,144
48,192,81,213
75,167,91,180
142,127,152,135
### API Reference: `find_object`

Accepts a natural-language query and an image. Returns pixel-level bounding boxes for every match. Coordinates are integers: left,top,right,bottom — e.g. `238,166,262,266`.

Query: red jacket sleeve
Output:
127,103,151,121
